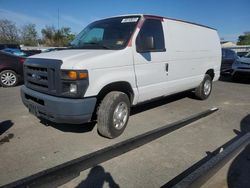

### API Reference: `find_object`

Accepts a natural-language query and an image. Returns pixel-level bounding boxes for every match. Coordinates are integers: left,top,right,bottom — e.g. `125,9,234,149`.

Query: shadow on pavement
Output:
0,120,13,135
219,75,250,84
131,91,191,115
227,114,250,188
40,119,96,133
76,165,119,188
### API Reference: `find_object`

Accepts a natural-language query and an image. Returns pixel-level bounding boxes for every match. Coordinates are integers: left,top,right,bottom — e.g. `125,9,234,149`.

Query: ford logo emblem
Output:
32,74,41,80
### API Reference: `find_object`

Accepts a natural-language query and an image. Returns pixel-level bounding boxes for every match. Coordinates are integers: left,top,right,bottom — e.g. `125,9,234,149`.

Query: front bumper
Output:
21,86,97,124
232,68,250,76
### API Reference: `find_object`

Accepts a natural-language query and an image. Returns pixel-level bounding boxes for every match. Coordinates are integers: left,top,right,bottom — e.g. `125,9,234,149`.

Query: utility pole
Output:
57,8,59,32
57,8,59,47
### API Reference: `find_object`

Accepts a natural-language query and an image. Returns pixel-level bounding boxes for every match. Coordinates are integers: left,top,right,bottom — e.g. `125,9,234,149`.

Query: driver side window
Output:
136,19,165,52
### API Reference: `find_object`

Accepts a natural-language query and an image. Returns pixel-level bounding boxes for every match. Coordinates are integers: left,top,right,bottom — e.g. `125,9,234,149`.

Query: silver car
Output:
232,52,250,79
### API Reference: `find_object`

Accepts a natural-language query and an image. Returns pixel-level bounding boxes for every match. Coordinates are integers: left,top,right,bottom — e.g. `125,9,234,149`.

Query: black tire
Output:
195,74,212,100
232,73,239,82
0,70,18,87
97,91,130,138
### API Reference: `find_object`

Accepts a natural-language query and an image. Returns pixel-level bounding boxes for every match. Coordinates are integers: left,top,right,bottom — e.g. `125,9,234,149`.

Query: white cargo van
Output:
21,14,221,138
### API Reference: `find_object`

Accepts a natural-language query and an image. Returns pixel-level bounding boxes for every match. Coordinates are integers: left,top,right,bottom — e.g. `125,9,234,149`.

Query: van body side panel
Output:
159,19,221,95
131,17,221,103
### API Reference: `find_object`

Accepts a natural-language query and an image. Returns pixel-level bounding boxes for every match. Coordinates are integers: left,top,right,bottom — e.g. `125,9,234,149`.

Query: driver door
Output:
133,19,169,103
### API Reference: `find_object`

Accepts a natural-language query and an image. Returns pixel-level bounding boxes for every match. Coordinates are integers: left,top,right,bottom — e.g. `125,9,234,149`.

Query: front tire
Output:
97,91,130,138
195,74,212,100
0,70,18,87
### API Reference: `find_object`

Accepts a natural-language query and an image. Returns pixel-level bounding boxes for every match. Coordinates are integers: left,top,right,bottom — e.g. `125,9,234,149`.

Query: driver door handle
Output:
165,63,169,72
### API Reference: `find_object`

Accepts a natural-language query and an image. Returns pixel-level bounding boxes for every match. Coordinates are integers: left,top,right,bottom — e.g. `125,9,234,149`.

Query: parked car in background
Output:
232,51,250,79
22,50,42,57
1,48,27,57
0,51,26,87
221,48,238,74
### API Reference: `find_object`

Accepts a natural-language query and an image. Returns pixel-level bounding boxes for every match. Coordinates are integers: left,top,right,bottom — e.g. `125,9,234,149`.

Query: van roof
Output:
105,14,216,31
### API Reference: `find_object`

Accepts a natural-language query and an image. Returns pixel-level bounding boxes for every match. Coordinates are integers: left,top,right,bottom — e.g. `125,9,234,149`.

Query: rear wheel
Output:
195,74,212,100
97,91,130,138
0,70,18,87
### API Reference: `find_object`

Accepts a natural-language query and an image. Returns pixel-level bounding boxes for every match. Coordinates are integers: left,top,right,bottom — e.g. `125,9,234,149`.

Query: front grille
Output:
26,65,49,90
24,58,62,95
25,65,55,92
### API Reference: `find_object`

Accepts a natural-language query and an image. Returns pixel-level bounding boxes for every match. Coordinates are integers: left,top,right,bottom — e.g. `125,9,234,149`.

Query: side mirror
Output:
144,36,154,50
137,36,155,53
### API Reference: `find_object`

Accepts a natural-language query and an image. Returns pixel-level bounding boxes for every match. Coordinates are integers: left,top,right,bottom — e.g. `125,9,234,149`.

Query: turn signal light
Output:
79,72,88,79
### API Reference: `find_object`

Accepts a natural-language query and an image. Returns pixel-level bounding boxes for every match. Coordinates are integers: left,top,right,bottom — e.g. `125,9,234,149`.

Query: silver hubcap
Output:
204,80,211,96
1,72,16,86
113,102,128,130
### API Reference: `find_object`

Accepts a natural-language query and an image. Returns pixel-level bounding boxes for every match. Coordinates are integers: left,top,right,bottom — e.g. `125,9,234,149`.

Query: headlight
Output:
60,70,89,98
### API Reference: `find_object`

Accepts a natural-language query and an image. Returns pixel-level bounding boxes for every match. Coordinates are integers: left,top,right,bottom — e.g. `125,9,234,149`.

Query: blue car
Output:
1,48,27,57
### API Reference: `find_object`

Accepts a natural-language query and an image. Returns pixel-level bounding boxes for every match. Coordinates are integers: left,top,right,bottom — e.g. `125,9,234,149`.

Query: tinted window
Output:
222,49,236,60
226,50,236,59
222,49,226,58
136,19,165,52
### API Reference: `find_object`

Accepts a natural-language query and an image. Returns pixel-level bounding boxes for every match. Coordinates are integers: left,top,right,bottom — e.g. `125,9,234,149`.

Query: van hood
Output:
30,49,119,69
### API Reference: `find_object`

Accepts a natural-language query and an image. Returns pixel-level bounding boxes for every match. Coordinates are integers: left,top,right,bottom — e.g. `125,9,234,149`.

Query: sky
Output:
0,0,249,42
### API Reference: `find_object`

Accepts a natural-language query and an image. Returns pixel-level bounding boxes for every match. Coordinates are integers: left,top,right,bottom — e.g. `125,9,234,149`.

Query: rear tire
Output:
0,70,18,87
195,74,212,100
97,91,130,138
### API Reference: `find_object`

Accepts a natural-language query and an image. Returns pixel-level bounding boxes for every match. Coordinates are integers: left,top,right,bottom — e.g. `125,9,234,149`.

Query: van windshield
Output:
70,16,140,50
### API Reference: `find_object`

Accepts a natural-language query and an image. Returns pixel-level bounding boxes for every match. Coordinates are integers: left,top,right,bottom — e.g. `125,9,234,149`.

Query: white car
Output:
21,14,221,138
232,52,250,79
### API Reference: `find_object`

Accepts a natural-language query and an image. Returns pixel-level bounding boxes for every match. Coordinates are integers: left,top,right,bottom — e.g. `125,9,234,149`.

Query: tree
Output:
237,32,250,45
41,26,75,47
0,19,19,43
41,26,57,46
57,27,75,46
20,23,38,46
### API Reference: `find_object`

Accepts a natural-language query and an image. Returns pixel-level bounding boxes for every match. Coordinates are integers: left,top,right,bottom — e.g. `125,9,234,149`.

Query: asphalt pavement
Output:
0,77,249,187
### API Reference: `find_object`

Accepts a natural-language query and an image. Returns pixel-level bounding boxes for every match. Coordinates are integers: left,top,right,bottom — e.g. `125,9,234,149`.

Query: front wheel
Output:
0,70,18,87
195,74,212,100
97,91,130,138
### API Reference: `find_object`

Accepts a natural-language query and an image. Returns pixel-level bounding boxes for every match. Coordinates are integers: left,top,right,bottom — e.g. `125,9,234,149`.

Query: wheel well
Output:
0,68,17,74
205,69,215,80
96,82,134,104
91,82,134,121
